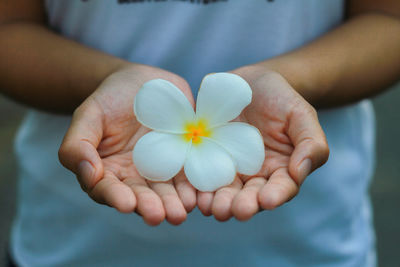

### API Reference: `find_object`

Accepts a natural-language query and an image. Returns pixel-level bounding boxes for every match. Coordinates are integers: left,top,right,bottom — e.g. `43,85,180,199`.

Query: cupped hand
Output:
197,65,329,221
58,64,196,225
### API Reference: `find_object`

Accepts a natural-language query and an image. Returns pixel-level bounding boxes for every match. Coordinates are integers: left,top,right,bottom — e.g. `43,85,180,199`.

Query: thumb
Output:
287,103,329,185
58,100,104,191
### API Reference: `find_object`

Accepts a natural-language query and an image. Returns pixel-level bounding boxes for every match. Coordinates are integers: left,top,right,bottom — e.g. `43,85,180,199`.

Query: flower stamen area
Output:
183,119,211,145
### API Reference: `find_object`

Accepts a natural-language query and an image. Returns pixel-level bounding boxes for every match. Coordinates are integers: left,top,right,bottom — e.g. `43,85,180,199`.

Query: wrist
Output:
262,59,318,105
72,57,132,106
233,59,321,107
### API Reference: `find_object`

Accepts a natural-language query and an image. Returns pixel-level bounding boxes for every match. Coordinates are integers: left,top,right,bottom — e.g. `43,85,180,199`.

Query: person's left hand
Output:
197,65,330,221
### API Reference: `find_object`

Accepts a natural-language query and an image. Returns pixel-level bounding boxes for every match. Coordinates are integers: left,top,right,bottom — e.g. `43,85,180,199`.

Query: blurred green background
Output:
0,84,399,266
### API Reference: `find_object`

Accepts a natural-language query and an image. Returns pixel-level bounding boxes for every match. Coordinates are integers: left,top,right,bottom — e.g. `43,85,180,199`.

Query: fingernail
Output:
297,159,312,184
78,161,94,190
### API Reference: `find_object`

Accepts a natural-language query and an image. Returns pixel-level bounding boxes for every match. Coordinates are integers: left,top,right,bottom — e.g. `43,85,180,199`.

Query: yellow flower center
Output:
183,119,211,145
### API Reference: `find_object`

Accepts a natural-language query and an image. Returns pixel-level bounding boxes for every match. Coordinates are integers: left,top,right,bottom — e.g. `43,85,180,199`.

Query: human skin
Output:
0,0,399,225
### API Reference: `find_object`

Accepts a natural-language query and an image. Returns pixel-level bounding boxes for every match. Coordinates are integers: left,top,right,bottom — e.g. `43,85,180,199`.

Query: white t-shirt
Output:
11,0,376,266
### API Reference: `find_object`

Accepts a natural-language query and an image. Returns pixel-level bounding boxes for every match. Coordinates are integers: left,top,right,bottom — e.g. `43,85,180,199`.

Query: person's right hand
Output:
58,64,196,226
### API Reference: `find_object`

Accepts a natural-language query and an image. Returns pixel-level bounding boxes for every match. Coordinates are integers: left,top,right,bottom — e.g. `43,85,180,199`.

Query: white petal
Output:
184,139,236,192
210,122,265,175
195,73,252,127
133,131,190,181
134,79,195,133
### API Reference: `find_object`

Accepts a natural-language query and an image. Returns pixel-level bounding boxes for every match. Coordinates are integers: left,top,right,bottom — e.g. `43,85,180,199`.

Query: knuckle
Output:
311,139,330,165
57,145,65,162
317,139,329,155
291,101,318,122
321,143,330,161
294,99,317,115
72,100,93,119
72,104,83,118
305,104,318,118
57,144,69,166
58,140,77,170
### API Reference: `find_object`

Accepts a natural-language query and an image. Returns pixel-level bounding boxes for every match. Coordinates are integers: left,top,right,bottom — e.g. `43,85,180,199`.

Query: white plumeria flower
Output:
133,73,265,192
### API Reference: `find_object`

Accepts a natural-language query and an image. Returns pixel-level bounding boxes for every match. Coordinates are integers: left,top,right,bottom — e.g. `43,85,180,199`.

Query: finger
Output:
287,104,329,185
174,171,197,212
58,100,104,191
232,177,267,221
258,167,299,210
197,191,214,216
149,181,187,225
89,171,136,213
211,177,242,221
124,178,166,226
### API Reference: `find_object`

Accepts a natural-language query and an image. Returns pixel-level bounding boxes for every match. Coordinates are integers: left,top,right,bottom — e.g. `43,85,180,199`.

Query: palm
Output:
60,65,196,225
198,69,329,222
93,79,145,180
238,73,298,184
